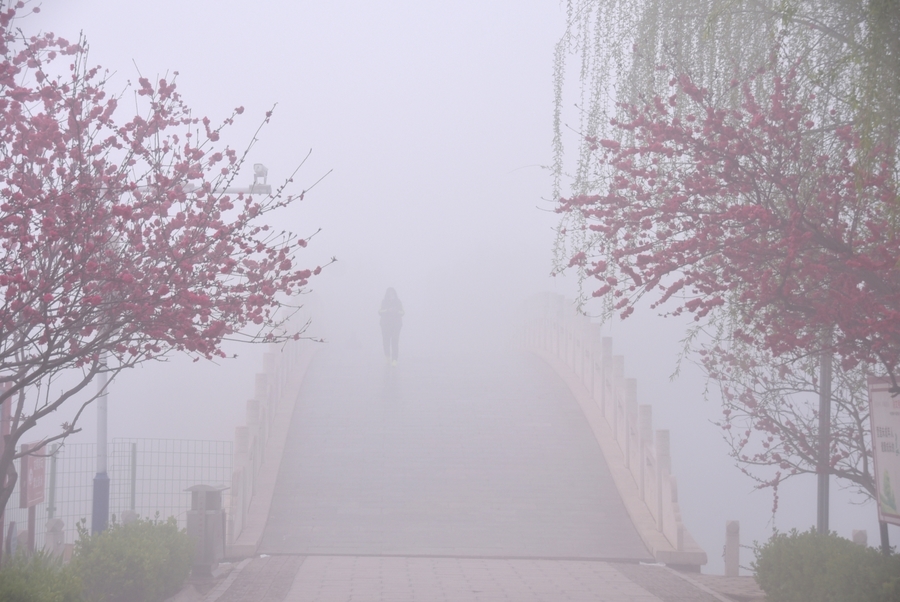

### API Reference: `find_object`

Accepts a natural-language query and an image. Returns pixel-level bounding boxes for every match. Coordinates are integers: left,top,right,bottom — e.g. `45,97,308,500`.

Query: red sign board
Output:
19,442,45,509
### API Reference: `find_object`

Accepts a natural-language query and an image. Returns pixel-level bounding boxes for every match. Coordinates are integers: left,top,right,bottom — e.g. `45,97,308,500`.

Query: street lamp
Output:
235,163,271,195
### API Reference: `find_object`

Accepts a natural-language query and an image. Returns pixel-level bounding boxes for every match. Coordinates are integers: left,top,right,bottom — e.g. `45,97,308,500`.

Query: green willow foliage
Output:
553,0,900,304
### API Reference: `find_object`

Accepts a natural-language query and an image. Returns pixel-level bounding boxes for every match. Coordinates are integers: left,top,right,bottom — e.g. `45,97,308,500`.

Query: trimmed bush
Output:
0,550,83,602
753,528,900,602
71,516,193,602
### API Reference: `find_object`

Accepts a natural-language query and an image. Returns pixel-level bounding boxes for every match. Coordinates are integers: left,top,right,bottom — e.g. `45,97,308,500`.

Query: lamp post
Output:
816,331,833,535
92,354,109,534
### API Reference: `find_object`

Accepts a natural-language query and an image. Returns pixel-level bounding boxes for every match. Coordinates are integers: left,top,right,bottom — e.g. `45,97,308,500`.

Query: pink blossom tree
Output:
557,54,899,388
556,48,900,543
0,3,327,516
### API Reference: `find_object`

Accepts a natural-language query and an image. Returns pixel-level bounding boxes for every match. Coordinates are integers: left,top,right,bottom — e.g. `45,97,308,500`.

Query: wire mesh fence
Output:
1,438,232,551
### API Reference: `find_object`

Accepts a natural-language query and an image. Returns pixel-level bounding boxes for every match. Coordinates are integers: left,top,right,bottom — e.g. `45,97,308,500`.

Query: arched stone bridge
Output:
209,295,746,602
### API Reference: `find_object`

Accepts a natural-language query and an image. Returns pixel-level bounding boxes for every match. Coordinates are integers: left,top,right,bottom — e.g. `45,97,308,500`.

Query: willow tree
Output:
553,0,900,370
553,0,899,222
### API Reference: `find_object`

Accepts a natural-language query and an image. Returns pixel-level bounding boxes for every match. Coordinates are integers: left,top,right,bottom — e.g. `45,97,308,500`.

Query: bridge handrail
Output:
524,293,707,569
226,335,314,557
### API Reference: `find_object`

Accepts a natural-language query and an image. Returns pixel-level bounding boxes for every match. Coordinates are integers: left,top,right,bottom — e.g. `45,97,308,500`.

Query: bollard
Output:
725,520,740,577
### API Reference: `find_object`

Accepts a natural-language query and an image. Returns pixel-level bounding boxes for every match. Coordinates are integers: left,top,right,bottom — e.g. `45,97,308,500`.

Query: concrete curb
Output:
663,566,736,602
203,558,253,602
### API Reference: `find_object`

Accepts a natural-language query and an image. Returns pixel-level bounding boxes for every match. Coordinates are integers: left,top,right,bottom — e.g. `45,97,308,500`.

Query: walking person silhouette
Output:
379,288,404,366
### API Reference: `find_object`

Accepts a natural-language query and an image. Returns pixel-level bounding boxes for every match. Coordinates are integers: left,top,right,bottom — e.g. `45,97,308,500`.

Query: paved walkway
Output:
201,338,767,600
200,555,761,602
260,341,649,560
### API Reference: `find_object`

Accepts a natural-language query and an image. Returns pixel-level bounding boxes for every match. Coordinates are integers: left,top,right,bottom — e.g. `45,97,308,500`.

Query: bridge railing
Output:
227,335,314,555
524,292,706,569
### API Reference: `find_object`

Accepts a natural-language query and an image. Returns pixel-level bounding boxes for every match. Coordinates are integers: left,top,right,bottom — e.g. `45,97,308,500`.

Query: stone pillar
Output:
234,426,249,469
625,378,637,470
611,356,625,441
725,520,740,576
598,337,613,416
655,430,670,531
639,405,652,502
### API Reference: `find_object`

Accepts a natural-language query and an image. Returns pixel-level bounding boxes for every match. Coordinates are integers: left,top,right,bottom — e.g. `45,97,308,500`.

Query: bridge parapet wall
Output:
525,293,707,570
226,336,314,558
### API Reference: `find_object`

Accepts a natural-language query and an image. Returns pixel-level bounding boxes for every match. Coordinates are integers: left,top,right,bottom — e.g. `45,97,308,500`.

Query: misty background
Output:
26,0,895,573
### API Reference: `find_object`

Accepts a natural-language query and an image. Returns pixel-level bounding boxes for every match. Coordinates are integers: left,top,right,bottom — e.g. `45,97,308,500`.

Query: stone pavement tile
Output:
261,345,651,561
213,556,305,602
687,574,766,602
612,563,730,602
281,556,668,602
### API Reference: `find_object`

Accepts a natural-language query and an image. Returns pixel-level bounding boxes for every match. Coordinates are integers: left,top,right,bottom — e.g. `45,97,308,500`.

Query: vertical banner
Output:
19,442,46,509
868,376,900,526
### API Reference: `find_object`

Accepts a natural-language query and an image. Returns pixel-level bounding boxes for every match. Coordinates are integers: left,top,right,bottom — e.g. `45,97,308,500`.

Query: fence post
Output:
130,443,137,512
47,444,59,519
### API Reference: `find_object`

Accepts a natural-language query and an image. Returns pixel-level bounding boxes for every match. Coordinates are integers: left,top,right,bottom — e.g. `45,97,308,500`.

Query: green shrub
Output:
71,516,193,602
0,550,83,602
753,528,900,602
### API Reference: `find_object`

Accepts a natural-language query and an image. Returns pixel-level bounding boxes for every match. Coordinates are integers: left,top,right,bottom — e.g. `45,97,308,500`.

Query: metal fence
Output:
1,438,232,551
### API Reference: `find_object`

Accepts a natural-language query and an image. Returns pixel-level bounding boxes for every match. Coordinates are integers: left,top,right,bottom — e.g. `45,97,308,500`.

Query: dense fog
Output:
23,0,896,574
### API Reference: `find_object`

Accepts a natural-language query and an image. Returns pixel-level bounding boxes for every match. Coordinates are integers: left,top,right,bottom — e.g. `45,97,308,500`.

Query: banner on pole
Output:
868,376,900,526
19,442,45,509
